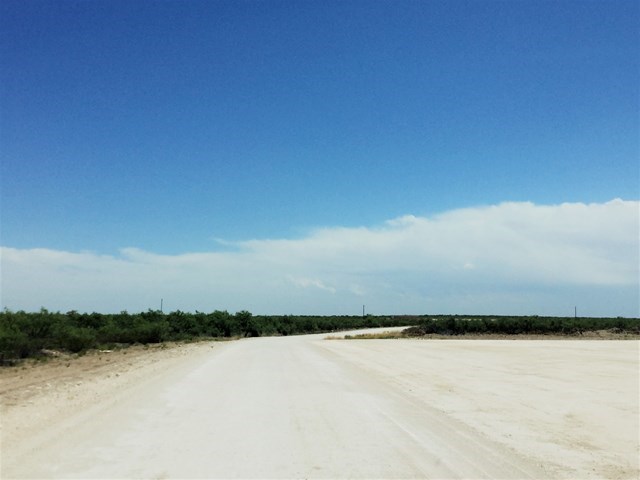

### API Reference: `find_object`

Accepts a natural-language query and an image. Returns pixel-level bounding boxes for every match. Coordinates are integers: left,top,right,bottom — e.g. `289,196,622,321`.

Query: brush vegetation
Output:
0,309,406,361
345,315,639,339
404,315,639,336
1,310,637,363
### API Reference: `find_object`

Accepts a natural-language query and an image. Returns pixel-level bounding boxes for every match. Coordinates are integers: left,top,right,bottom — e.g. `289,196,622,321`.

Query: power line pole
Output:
161,298,163,313
363,305,365,318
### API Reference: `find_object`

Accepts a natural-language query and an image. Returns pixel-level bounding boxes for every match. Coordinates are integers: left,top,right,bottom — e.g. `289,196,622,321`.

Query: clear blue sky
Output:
1,1,638,315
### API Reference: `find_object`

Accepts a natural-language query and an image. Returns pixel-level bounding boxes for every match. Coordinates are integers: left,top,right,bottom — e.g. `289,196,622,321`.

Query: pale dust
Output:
0,342,219,454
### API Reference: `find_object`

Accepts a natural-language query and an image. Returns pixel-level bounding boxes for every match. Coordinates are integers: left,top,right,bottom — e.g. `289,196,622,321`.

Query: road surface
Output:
2,331,638,479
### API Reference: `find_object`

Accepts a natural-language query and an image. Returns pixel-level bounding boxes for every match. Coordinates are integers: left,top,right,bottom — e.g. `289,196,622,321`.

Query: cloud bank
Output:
2,199,638,316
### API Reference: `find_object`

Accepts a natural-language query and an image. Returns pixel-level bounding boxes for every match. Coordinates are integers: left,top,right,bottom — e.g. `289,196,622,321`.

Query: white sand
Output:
1,331,638,479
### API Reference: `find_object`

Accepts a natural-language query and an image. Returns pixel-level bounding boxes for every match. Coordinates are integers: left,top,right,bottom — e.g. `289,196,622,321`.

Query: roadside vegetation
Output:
0,309,406,362
2,310,638,363
346,315,640,339
407,315,639,336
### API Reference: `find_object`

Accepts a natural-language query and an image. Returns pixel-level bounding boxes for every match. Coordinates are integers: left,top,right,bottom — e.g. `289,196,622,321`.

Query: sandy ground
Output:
319,337,640,479
1,342,222,459
1,330,638,479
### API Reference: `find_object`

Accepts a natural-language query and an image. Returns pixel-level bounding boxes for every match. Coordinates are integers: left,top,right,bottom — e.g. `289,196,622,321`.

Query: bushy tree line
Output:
2,310,637,361
404,315,640,336
0,309,406,360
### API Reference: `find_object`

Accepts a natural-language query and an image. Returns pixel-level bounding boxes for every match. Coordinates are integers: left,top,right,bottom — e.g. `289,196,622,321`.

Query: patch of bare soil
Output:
0,341,220,455
318,338,640,479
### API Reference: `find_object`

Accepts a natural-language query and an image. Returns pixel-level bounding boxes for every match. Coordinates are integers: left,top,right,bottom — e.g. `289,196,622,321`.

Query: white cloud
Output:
287,275,337,294
1,199,638,316
349,284,367,297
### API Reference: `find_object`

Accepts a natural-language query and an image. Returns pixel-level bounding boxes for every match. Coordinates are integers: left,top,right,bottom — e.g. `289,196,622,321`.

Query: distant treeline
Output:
405,315,640,336
1,309,638,361
0,309,406,359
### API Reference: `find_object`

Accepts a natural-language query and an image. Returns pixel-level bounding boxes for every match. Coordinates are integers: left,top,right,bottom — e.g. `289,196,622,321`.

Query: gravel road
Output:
2,330,638,479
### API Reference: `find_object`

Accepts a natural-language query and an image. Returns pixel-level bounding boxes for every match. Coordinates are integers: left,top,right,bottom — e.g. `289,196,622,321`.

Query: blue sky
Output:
1,1,638,315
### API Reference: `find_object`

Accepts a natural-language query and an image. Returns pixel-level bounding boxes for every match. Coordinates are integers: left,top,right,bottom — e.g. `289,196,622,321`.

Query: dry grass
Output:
344,332,406,339
325,331,406,340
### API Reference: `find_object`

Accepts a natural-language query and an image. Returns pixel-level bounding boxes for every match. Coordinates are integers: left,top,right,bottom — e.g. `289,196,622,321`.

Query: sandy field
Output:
319,336,640,479
1,331,638,479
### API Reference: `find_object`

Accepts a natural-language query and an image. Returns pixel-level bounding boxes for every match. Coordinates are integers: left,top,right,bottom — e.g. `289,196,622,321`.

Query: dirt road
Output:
1,331,638,479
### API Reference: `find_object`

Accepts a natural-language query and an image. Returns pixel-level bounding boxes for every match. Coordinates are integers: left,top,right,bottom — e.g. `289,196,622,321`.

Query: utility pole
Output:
363,305,365,318
161,298,163,313
574,306,577,319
